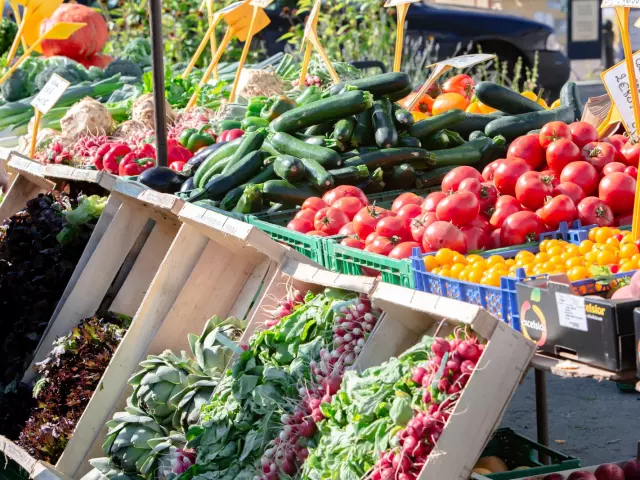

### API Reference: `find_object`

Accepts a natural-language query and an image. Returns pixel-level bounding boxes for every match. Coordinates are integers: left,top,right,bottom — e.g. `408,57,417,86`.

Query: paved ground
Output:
500,370,640,466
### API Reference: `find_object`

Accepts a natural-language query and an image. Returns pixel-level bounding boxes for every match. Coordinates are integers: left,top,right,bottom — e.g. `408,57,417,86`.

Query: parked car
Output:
260,1,570,96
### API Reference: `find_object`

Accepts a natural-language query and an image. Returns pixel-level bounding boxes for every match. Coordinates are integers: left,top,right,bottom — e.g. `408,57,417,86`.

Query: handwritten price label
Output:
601,0,640,6
428,53,496,70
30,74,70,114
601,51,640,134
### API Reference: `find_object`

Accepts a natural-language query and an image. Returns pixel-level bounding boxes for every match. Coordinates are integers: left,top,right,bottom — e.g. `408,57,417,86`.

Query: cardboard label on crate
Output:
384,0,420,6
30,73,70,114
601,0,640,6
555,293,588,332
600,50,640,134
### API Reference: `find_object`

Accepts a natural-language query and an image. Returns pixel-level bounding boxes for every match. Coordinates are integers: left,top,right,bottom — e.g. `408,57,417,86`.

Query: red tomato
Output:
461,226,491,252
314,207,349,235
493,157,532,196
389,241,422,260
353,206,393,239
581,141,615,171
422,191,447,213
496,195,521,210
371,236,396,256
469,215,490,231
625,166,638,179
441,166,484,193
599,172,636,214
435,191,480,226
610,134,629,145
322,185,368,206
603,162,627,176
539,194,577,230
340,237,365,249
546,139,581,174
396,204,423,229
442,74,475,99
552,182,584,205
560,161,599,196
621,142,640,167
539,121,572,148
577,197,614,227
539,169,560,187
490,202,521,229
410,212,437,243
515,171,555,210
500,211,545,246
482,160,502,181
333,196,364,220
295,209,317,223
478,182,499,218
601,136,627,163
490,229,501,249
302,197,328,212
338,222,356,236
423,221,467,254
569,121,598,148
287,218,314,233
457,177,482,198
365,232,381,245
307,230,328,237
507,134,545,169
376,216,410,241
392,192,422,213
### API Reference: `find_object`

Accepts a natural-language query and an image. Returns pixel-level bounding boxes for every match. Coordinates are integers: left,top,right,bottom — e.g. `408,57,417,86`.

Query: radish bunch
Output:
291,74,322,88
264,288,306,329
368,331,483,480
256,295,382,480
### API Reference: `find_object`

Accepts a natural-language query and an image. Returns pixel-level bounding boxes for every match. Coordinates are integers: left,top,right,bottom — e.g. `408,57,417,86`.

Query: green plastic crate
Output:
480,428,580,480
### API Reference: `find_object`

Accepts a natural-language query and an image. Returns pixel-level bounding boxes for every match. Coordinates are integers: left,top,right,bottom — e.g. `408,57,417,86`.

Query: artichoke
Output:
86,457,145,479
128,351,199,428
102,404,167,474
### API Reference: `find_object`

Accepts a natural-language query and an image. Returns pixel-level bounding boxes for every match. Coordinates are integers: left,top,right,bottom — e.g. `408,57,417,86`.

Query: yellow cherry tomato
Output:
597,250,617,266
486,255,505,266
452,253,467,265
606,237,620,249
595,227,613,244
440,268,452,278
477,101,497,114
515,251,535,262
435,248,454,266
450,263,466,278
620,262,637,273
565,257,585,268
585,251,599,264
535,252,550,263
568,266,589,282
547,245,564,257
432,267,441,275
588,228,598,242
466,254,483,264
620,244,639,259
424,255,439,272
539,240,550,252
468,270,484,283
505,258,516,267
578,240,594,255
549,255,565,266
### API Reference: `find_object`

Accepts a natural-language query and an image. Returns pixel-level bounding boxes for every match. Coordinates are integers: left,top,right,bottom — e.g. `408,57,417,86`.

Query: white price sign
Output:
428,53,496,70
30,74,70,114
601,0,640,6
555,293,588,332
601,51,640,134
384,0,420,6
250,0,274,6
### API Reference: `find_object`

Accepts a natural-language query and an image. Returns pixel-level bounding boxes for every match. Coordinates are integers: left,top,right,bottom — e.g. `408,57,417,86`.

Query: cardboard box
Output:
516,275,640,372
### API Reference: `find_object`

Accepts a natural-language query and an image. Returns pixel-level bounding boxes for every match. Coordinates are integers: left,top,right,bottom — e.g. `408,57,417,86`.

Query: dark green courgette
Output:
344,147,435,169
190,150,265,202
416,166,457,188
441,129,465,147
475,82,545,114
270,90,374,133
222,130,265,173
468,130,487,141
332,118,356,142
232,185,263,214
305,121,334,136
420,131,449,150
219,165,276,211
194,137,244,188
484,106,575,140
274,155,306,182
559,81,583,122
300,157,334,191
409,109,465,140
241,116,269,130
447,112,503,139
270,132,342,168
262,138,282,157
372,98,398,148
389,163,416,190
430,143,486,168
397,136,422,148
329,72,411,97
294,133,336,148
328,165,369,185
218,120,242,132
386,85,413,102
262,180,317,205
393,106,415,130
296,85,321,106
352,109,375,147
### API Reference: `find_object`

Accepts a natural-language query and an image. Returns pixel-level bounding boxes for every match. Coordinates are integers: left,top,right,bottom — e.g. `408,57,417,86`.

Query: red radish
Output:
624,459,640,480
567,473,596,480
594,463,625,480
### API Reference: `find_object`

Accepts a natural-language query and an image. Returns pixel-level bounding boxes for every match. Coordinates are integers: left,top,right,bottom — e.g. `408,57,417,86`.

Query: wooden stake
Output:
406,63,450,111
182,14,221,78
9,1,28,51
393,3,409,72
29,109,41,159
6,6,28,65
229,5,260,102
206,0,219,81
297,41,313,90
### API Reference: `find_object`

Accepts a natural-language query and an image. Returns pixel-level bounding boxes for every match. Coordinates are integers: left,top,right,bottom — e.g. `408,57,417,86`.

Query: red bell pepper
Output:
121,162,144,176
169,161,186,172
218,129,244,142
167,139,193,164
103,145,132,174
119,152,140,176
93,143,113,170
138,143,157,159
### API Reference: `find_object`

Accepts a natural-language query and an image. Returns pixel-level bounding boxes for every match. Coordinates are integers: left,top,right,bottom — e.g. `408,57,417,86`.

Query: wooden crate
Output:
24,178,185,382
55,203,332,479
355,283,538,480
0,155,55,222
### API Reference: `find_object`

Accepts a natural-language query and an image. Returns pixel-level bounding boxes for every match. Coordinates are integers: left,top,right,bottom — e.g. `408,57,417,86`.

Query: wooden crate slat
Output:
0,174,51,223
0,436,69,480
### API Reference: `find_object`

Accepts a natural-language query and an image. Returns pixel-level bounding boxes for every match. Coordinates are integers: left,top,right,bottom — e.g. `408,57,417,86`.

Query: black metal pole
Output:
149,0,168,167
534,369,550,465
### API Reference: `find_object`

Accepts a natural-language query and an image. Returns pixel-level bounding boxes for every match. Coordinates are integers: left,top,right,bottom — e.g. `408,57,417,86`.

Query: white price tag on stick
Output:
601,51,640,134
250,0,274,6
601,0,640,6
384,0,420,6
30,73,70,114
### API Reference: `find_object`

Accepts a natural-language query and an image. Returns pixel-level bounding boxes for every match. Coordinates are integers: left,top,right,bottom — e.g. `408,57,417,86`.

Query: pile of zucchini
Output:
183,73,582,214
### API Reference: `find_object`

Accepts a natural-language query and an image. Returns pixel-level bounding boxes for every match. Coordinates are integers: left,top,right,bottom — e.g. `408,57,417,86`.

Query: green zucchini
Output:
262,138,281,157
475,82,545,114
305,121,334,136
441,129,465,147
300,157,334,191
222,130,265,173
352,109,375,147
389,163,416,190
190,150,265,202
328,165,369,185
468,130,487,141
484,106,575,140
559,81,583,122
386,85,413,102
420,131,449,150
447,112,502,139
270,90,374,133
262,180,316,205
416,166,457,188
344,147,435,169
274,155,306,182
219,165,276,211
430,143,485,168
372,98,398,148
397,136,422,148
329,72,411,97
332,118,356,142
194,137,243,188
393,106,415,130
270,131,342,168
409,109,465,140
232,185,263,214
296,86,321,106
241,116,270,130
218,120,242,132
